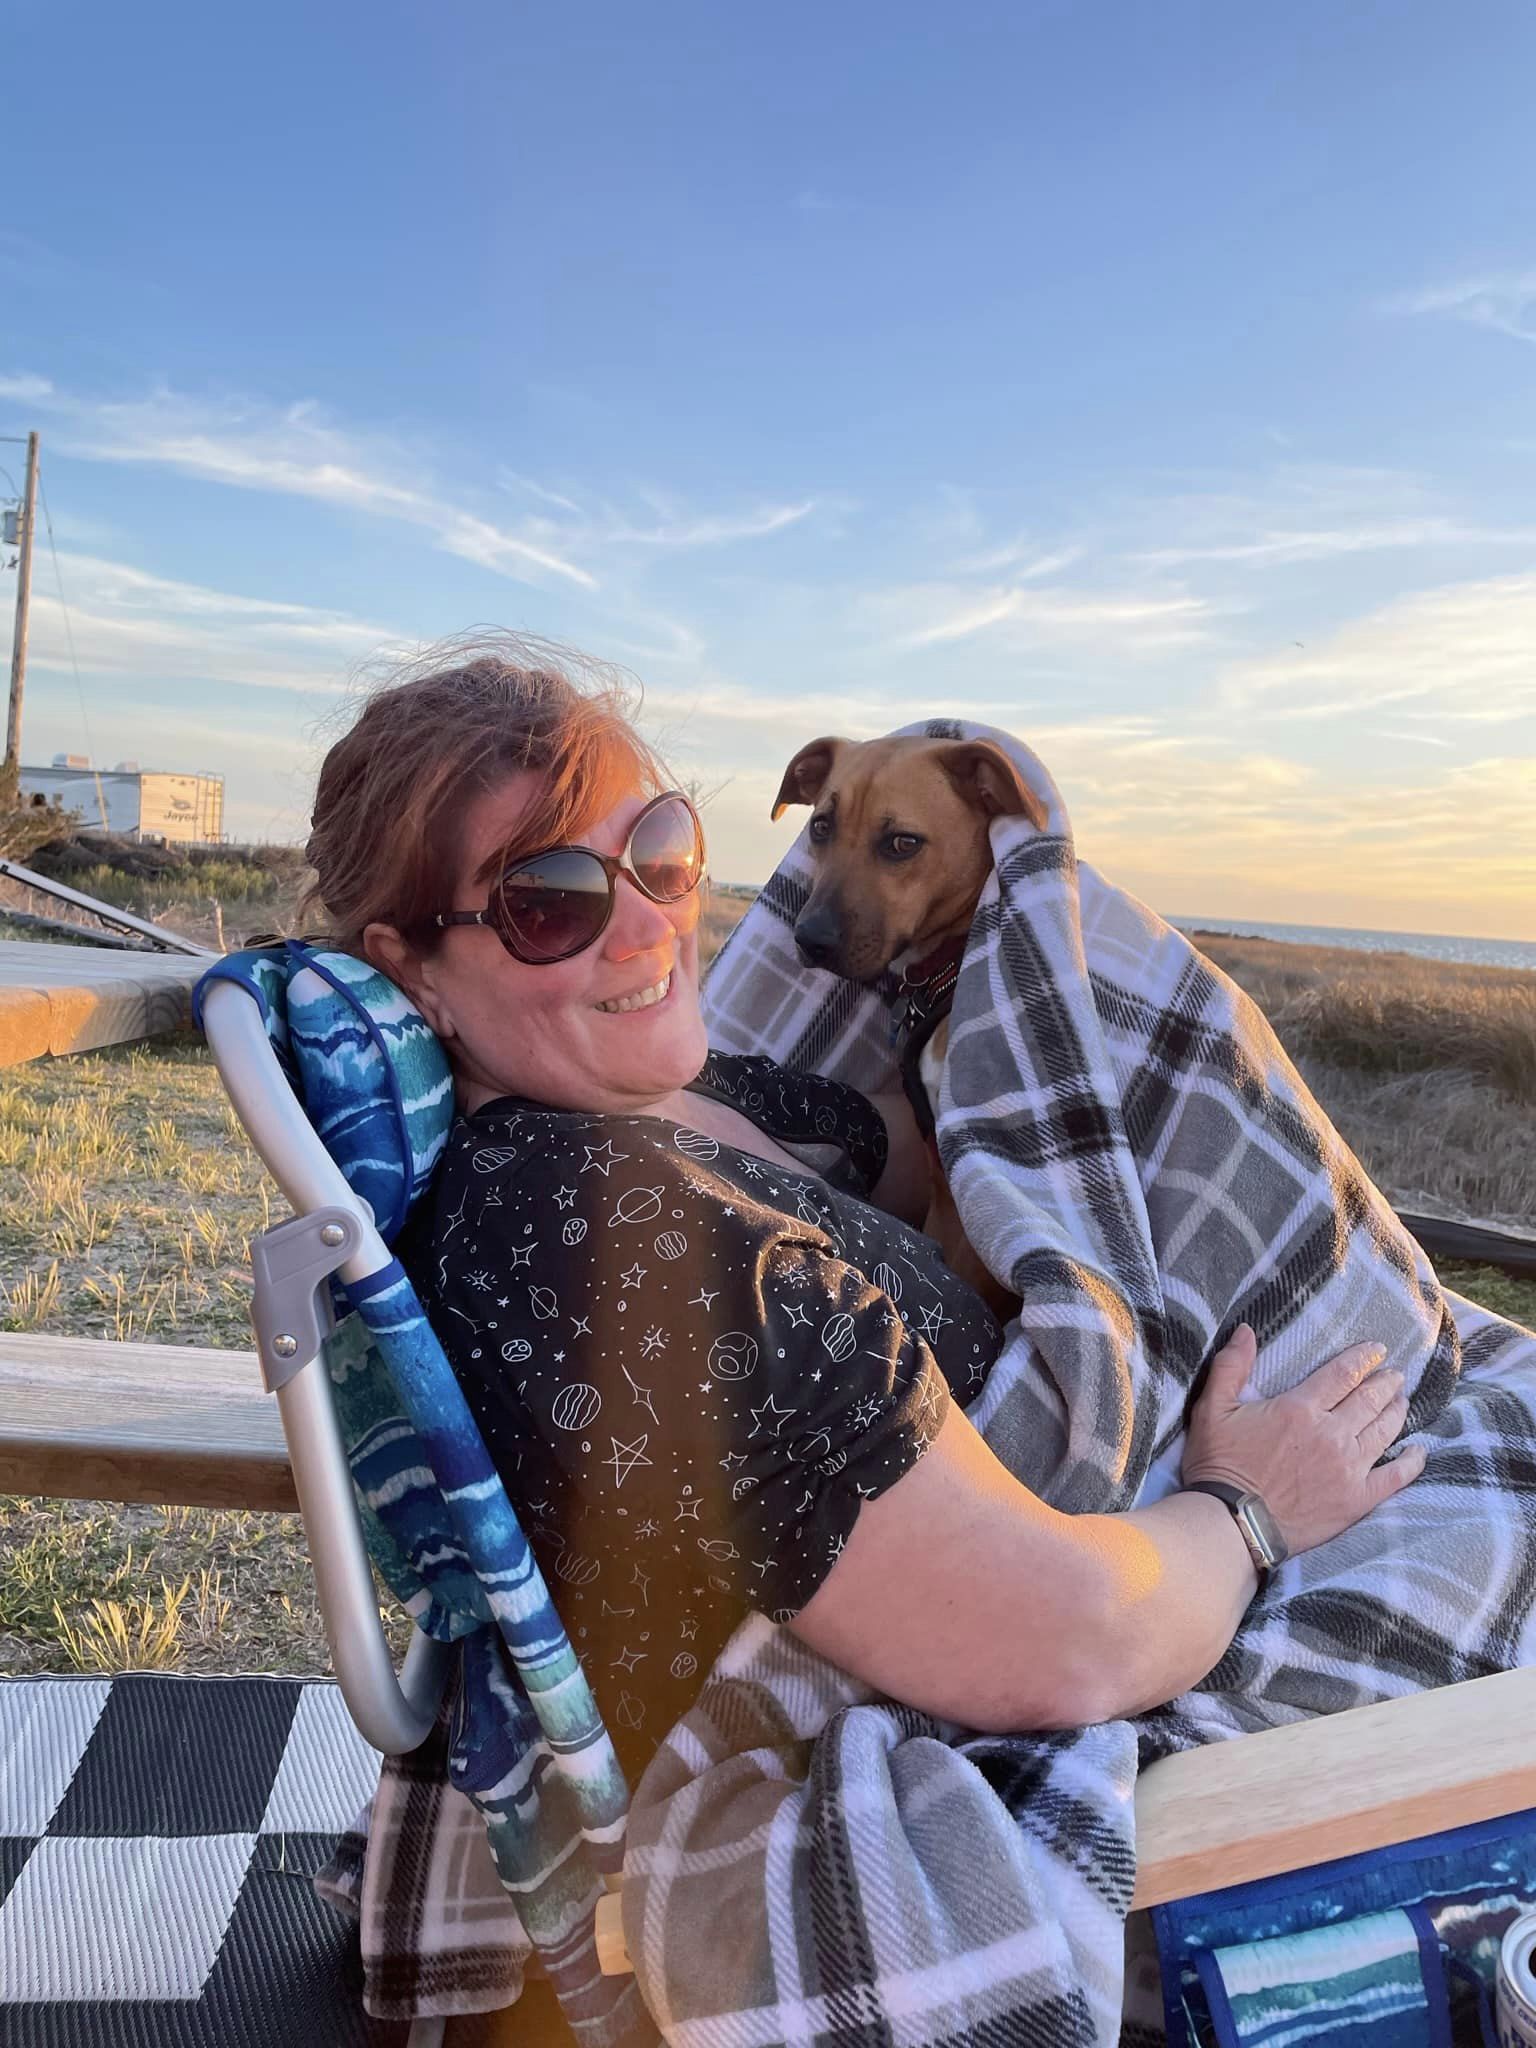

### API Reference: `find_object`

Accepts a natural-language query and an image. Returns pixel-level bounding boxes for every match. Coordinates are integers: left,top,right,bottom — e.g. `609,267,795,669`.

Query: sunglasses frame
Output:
428,789,706,966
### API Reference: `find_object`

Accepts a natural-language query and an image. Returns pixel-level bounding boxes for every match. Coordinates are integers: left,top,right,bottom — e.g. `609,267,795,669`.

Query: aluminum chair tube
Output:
201,976,452,1755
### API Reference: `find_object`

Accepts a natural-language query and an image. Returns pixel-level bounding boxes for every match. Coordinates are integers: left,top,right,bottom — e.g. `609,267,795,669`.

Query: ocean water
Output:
1172,915,1536,976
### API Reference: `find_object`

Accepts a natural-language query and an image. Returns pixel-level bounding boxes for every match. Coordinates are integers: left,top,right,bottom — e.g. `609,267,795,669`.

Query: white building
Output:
19,757,225,845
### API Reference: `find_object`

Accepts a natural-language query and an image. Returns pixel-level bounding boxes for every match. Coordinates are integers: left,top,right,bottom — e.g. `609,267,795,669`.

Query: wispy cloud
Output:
67,389,599,589
26,551,400,698
1135,516,1536,569
1391,271,1536,344
794,189,863,214
867,578,1218,654
4,374,821,594
497,469,585,517
1220,569,1536,724
631,504,814,547
0,370,53,403
952,538,1086,579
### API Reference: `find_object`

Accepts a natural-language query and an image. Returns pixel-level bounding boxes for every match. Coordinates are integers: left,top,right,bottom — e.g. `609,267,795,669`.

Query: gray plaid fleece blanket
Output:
614,718,1536,2045
348,717,1536,2044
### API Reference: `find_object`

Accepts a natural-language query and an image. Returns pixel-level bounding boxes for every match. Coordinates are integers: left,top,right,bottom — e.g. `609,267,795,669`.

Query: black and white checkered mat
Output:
0,1672,405,2045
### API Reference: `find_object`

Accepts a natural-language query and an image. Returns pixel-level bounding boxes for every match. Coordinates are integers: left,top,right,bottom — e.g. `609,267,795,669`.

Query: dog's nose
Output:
794,909,842,970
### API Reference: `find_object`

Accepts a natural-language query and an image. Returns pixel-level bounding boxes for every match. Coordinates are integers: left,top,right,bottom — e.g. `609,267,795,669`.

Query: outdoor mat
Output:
0,1671,403,2046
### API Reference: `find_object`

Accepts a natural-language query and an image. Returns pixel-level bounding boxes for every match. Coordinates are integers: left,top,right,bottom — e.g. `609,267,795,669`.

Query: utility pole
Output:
4,431,39,778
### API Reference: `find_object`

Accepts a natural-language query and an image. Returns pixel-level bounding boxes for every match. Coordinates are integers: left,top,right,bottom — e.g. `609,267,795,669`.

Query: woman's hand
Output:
1183,1324,1428,1557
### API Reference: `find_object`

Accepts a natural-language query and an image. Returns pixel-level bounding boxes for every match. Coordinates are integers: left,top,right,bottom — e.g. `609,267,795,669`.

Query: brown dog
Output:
772,734,1047,1319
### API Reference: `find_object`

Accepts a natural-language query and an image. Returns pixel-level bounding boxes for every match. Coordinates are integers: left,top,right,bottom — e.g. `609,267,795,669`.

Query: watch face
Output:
1237,1496,1287,1568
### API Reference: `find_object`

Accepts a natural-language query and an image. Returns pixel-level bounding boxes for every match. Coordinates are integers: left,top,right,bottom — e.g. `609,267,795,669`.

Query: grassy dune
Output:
1,909,1531,1679
1193,934,1536,1231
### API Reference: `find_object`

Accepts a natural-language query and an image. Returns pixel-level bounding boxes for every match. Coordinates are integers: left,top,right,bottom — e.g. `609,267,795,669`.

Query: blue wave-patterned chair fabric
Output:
194,945,640,2043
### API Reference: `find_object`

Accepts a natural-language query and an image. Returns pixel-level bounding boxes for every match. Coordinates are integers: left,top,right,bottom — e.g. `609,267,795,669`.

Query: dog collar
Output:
889,937,968,1142
900,935,969,991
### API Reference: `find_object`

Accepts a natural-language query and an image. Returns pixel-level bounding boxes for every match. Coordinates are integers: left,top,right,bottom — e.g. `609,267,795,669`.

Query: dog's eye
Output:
882,833,924,861
808,814,833,844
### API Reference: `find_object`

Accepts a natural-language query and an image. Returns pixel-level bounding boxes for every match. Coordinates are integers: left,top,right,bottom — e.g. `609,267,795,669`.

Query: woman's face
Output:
381,770,709,1116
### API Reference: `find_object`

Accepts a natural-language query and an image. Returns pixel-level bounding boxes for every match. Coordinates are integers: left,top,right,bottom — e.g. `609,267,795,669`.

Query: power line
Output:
36,471,108,828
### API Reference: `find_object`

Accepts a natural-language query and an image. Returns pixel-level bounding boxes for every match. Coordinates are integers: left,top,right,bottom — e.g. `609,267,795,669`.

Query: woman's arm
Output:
863,1086,935,1226
790,1326,1423,1731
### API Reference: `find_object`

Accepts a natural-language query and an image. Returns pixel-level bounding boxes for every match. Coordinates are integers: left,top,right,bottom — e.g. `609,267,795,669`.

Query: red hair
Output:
304,632,666,953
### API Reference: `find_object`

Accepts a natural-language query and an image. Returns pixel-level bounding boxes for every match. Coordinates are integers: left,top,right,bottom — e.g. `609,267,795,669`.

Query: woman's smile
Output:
595,968,674,1015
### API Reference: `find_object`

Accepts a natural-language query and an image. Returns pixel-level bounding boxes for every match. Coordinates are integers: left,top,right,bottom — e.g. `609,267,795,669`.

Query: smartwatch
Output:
1183,1480,1289,1575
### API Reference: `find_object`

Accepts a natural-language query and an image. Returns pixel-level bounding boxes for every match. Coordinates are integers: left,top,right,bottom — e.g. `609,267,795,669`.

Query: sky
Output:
2,0,1533,939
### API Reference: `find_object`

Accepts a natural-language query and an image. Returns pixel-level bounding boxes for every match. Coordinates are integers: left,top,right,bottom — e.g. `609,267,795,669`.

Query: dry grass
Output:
0,1037,335,1676
699,883,755,965
1195,934,1536,1233
0,1494,335,1678
0,1040,271,1349
1192,934,1536,1103
2,840,312,953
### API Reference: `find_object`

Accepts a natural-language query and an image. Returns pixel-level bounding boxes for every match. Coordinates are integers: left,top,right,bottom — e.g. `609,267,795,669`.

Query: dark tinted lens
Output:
631,796,703,901
494,849,611,962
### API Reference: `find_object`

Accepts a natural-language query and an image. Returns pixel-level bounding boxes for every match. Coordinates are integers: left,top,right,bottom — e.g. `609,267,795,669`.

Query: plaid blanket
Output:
613,717,1536,2044
349,717,1536,2044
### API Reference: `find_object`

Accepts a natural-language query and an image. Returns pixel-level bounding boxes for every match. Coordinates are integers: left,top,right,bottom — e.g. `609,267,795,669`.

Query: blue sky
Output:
3,0,1533,937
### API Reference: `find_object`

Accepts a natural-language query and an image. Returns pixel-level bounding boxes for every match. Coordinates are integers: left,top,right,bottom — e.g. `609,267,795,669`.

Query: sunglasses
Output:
429,790,706,966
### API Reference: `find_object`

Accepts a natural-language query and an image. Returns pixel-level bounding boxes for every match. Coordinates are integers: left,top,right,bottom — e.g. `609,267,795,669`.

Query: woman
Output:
306,637,1425,1783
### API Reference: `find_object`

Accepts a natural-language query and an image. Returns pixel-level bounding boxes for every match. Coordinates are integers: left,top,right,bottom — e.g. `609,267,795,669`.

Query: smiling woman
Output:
296,630,1424,1797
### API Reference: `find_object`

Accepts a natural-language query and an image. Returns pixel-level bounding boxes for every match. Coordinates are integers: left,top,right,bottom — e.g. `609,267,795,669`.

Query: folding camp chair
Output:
197,943,644,2047
200,941,1536,2047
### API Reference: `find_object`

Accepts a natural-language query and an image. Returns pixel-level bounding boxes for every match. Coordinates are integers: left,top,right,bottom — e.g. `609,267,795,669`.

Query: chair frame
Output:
202,977,453,1755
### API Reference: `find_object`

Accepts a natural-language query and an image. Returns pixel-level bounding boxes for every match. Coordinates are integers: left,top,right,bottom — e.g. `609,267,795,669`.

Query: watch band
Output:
1182,1479,1282,1574
1184,1478,1245,1512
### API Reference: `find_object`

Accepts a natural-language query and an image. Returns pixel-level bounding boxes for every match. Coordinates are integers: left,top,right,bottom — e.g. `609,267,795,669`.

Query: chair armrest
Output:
1134,1663,1536,1907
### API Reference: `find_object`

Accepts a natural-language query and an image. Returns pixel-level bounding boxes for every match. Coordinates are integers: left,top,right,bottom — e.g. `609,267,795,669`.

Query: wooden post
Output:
4,431,40,776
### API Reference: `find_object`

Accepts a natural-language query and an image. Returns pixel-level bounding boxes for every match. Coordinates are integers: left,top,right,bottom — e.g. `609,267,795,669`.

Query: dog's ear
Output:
937,742,1048,831
772,737,844,820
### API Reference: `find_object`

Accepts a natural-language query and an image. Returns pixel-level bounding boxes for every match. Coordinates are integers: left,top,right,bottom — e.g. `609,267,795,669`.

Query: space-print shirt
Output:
405,1052,1003,1781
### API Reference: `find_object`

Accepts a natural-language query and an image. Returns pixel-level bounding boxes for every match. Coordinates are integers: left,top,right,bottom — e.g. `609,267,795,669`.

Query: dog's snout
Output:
794,907,842,970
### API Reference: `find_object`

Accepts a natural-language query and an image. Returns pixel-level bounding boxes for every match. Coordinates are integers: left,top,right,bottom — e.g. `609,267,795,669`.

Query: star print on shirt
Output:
784,1302,811,1329
581,1141,629,1177
572,1317,592,1336
620,1263,648,1289
553,1186,577,1210
749,1392,793,1437
914,1301,953,1343
689,1288,719,1309
607,1434,653,1487
611,1644,647,1674
675,1496,703,1520
506,1244,536,1269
